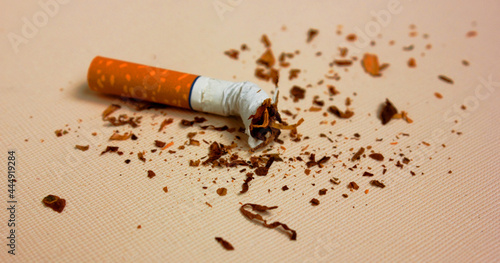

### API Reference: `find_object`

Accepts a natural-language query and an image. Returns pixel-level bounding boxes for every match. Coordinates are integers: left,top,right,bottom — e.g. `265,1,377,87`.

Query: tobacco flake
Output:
240,203,297,240
215,237,234,251
42,195,66,213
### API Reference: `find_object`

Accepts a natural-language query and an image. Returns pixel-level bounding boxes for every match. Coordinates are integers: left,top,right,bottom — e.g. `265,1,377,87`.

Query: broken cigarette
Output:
87,56,300,149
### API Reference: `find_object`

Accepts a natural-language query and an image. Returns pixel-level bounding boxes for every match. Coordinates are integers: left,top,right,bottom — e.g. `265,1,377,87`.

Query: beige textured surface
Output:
1,0,499,262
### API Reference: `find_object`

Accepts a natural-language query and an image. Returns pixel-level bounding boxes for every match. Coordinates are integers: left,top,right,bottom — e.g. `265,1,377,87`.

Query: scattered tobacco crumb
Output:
351,147,365,161
101,146,121,155
370,180,386,188
282,185,289,191
346,34,357,41
257,49,275,68
306,28,319,43
462,60,470,66
109,131,132,141
42,195,66,213
216,187,227,196
181,117,207,127
334,60,352,66
328,106,354,119
328,85,340,95
466,30,477,38
138,152,146,162
240,203,297,240
362,171,374,177
75,145,89,151
368,153,384,161
289,69,301,80
408,58,416,68
55,129,68,137
158,118,173,132
147,170,156,178
362,53,388,77
319,189,327,195
438,75,454,84
224,49,239,59
434,92,443,99
380,99,398,125
310,198,320,206
215,237,234,251
102,104,121,120
261,34,271,47
348,182,359,190
189,160,200,167
342,194,348,198
240,173,254,194
155,140,166,148
290,86,305,102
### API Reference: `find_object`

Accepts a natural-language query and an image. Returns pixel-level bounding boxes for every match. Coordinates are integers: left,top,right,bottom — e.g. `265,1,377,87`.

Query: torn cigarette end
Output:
87,56,301,149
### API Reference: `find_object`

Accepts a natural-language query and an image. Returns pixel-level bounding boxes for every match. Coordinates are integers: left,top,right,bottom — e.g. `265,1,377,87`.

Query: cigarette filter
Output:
88,56,272,148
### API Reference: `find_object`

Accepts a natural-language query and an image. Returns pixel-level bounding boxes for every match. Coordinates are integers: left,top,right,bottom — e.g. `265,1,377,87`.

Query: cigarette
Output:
87,56,298,149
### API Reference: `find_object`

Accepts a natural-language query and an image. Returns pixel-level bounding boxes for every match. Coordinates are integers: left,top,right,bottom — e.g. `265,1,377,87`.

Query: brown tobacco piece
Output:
306,154,330,168
240,203,297,240
368,153,384,161
289,69,301,80
155,140,166,148
257,49,275,68
351,147,365,161
42,195,66,213
224,49,239,60
240,172,254,194
54,129,68,137
380,99,398,125
101,146,120,155
158,118,173,132
328,85,340,96
438,75,454,84
346,34,357,41
138,152,146,162
348,182,359,190
370,180,386,188
362,171,374,177
216,188,227,196
310,198,320,206
147,170,156,178
202,142,228,165
434,92,443,99
361,53,388,77
105,114,142,128
290,86,305,102
102,104,121,120
306,28,319,43
328,106,354,119
261,34,271,47
408,58,416,68
319,189,327,195
109,131,132,141
334,60,353,66
215,237,234,251
75,145,89,151
189,160,200,167
181,117,207,127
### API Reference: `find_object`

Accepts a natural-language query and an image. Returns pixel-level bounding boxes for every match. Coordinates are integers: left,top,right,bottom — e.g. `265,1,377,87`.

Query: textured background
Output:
1,0,499,262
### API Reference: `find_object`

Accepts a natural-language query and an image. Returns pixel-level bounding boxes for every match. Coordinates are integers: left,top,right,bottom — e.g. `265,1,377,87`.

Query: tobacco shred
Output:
362,171,374,177
380,99,398,125
351,147,365,161
310,198,320,206
216,187,227,196
408,58,416,68
306,28,319,43
75,145,89,151
105,115,142,128
181,117,207,127
240,203,297,240
306,154,331,168
155,140,166,148
289,69,301,80
361,53,388,77
102,104,121,120
109,131,132,141
328,106,354,119
163,186,168,193
42,195,66,213
290,86,305,102
282,185,289,191
368,153,384,161
328,85,340,96
101,146,120,155
438,75,454,84
189,160,200,167
257,49,275,68
138,152,146,162
261,34,271,47
319,189,327,195
240,172,254,194
334,60,353,66
348,182,359,190
370,180,386,188
159,118,174,131
215,237,234,251
224,49,239,60
147,170,156,178
434,92,443,99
